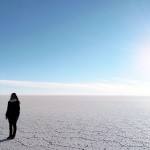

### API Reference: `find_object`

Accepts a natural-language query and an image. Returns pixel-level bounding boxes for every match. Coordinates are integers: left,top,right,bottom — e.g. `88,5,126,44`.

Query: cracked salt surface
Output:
1,96,150,150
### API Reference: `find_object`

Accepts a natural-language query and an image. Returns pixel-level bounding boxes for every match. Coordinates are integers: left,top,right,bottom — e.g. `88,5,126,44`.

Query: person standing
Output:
6,93,20,139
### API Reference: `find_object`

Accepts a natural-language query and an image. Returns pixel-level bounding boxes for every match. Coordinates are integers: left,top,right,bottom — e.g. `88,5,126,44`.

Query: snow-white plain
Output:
1,96,150,150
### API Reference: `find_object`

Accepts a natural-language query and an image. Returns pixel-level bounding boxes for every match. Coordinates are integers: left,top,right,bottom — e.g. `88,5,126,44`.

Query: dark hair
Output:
10,93,19,101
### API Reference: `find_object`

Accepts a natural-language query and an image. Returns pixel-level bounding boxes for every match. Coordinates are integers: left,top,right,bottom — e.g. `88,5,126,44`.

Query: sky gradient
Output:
1,0,150,95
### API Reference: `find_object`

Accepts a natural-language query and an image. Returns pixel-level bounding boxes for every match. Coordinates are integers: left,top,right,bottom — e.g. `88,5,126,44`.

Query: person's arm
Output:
16,101,20,118
18,103,20,117
5,102,9,119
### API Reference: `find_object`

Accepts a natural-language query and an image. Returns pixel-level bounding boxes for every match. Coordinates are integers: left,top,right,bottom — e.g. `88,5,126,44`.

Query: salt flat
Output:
0,96,150,150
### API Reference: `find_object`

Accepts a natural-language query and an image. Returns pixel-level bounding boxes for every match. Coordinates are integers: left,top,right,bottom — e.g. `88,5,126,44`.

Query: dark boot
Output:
11,132,16,139
7,134,12,139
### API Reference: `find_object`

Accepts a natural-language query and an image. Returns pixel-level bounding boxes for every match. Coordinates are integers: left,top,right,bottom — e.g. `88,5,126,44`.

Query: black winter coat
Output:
6,100,20,120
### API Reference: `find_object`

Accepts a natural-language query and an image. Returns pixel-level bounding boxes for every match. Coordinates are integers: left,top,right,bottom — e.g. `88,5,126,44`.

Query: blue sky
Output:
1,0,150,95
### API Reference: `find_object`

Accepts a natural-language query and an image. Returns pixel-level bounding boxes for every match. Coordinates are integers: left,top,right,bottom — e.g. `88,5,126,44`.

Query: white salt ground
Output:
0,96,150,150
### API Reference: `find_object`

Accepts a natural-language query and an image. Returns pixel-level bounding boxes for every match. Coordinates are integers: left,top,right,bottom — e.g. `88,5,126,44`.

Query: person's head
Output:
10,93,19,100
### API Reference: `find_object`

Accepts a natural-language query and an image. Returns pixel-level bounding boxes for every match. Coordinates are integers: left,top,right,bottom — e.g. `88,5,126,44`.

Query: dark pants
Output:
8,118,17,136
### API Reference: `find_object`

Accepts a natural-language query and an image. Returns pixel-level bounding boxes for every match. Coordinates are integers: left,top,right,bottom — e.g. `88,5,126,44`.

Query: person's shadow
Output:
0,138,11,143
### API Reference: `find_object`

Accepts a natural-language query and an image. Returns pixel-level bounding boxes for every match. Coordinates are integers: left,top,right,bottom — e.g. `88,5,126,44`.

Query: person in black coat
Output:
6,93,20,139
